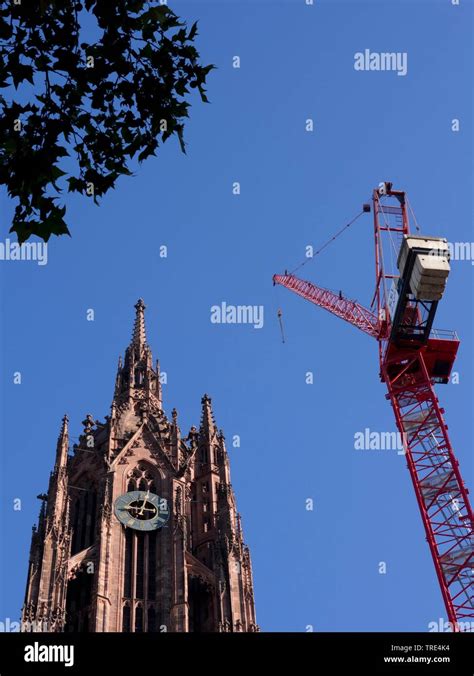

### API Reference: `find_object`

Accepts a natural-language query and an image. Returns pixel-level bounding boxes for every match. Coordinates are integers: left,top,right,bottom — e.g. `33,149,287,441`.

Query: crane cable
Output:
406,195,421,233
277,308,285,343
275,203,370,343
276,195,419,339
289,206,368,275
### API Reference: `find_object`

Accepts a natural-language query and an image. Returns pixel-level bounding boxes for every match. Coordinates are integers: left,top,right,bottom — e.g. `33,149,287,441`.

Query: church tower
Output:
22,300,258,633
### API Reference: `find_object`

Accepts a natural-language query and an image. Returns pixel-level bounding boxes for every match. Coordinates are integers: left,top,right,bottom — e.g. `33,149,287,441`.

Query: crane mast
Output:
273,183,473,629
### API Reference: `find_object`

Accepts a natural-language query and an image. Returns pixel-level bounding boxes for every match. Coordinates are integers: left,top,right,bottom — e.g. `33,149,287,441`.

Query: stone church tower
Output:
22,300,258,633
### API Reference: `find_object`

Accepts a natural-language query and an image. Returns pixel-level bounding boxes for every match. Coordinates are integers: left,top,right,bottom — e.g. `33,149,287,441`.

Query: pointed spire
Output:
114,356,123,398
55,414,69,468
131,298,148,354
59,413,69,437
200,394,217,441
113,299,163,409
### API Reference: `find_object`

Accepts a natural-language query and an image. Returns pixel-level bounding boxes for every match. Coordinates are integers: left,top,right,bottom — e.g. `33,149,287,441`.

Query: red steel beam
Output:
273,274,381,339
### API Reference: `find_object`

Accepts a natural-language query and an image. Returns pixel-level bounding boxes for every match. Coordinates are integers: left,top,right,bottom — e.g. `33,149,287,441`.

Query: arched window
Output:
127,464,161,494
70,479,98,555
121,464,163,632
134,369,145,387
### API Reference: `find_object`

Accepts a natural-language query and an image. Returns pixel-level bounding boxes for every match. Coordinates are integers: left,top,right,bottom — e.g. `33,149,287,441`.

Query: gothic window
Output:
122,530,158,611
127,464,161,494
70,481,98,555
136,533,145,599
135,605,143,632
71,498,80,553
121,464,162,632
134,369,145,386
188,576,214,632
88,491,97,545
122,604,131,633
65,570,93,632
123,529,133,599
148,534,156,600
147,607,156,633
200,542,213,569
79,491,89,551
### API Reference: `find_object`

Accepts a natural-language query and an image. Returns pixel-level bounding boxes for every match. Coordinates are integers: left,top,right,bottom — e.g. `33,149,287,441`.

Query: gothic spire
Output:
54,414,69,469
114,300,162,408
200,394,217,441
130,298,148,356
47,414,70,532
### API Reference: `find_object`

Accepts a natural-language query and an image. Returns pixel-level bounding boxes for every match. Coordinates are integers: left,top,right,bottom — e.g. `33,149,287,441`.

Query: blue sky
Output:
0,0,472,632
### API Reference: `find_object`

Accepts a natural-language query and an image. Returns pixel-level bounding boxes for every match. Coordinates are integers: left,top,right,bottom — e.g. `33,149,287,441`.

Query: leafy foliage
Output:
0,0,214,242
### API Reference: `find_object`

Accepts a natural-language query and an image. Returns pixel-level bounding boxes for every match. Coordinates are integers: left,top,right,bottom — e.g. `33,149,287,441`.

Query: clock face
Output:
114,490,170,531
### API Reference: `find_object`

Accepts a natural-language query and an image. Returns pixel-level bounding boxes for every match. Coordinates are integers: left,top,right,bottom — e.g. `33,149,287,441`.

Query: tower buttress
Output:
50,415,69,511
22,415,71,632
188,395,258,632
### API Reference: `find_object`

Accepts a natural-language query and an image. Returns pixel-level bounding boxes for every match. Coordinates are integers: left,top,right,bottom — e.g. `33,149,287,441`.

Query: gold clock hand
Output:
121,505,136,515
125,504,155,514
138,490,150,515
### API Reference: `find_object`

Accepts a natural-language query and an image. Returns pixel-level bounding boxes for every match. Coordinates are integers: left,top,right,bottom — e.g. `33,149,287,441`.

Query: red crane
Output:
274,183,473,630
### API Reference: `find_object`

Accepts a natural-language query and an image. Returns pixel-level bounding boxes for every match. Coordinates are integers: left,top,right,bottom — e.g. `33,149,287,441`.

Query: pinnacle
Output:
58,414,69,438
200,393,217,438
131,298,148,350
55,413,69,467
